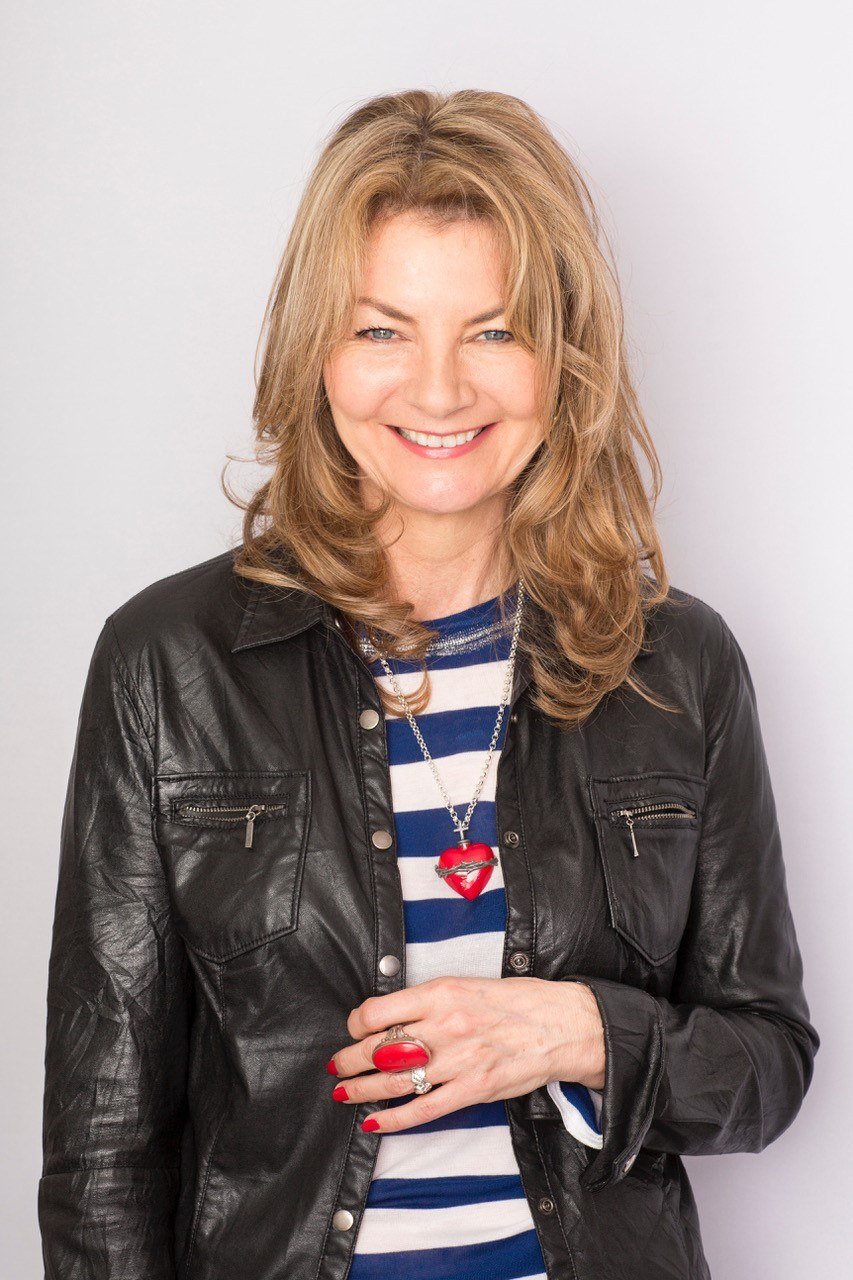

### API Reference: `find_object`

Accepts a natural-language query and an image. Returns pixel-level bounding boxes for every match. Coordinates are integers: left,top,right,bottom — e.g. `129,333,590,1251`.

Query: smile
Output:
387,422,497,456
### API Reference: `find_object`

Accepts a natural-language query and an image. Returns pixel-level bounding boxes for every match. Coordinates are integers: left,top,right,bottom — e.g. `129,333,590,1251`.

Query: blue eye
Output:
354,327,396,341
353,326,513,343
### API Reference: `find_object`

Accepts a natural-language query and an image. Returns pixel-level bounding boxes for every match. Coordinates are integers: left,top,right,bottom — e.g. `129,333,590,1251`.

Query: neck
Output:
376,499,515,621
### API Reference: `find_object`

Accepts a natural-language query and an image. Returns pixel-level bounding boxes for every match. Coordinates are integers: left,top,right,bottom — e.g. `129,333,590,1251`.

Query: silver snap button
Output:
359,708,381,730
333,617,343,630
379,954,401,976
502,830,520,847
622,1154,636,1173
537,1196,555,1215
332,1208,354,1231
510,711,518,723
371,829,393,849
509,951,530,972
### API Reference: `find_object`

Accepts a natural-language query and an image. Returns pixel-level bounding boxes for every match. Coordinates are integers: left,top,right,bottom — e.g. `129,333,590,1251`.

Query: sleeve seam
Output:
106,614,156,760
701,607,734,772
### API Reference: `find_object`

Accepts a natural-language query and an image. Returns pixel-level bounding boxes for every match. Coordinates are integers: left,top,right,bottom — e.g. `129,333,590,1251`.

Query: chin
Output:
395,488,493,516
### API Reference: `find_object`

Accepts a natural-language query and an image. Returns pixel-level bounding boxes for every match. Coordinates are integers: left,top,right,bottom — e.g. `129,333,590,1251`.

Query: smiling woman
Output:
39,88,818,1280
231,87,676,727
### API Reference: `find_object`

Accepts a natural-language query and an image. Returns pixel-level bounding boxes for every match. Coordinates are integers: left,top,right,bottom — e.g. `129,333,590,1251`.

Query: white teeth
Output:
396,426,485,448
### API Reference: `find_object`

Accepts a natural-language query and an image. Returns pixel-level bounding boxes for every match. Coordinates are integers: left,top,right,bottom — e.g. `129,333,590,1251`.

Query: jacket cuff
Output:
560,975,665,1190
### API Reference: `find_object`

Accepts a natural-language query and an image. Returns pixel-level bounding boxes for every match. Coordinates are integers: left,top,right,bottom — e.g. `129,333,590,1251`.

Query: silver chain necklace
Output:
372,577,526,899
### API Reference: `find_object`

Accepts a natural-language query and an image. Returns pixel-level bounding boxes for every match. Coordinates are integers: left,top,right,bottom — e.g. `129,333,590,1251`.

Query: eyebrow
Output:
356,296,506,326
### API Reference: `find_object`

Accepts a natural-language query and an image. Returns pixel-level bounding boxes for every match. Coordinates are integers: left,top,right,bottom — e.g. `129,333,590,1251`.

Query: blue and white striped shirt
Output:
348,590,602,1278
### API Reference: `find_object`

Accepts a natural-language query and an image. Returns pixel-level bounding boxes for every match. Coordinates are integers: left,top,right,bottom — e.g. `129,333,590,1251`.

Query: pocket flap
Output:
589,772,707,965
153,770,311,962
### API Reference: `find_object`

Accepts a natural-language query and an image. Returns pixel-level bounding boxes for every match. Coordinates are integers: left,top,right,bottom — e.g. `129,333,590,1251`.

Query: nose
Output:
404,341,478,423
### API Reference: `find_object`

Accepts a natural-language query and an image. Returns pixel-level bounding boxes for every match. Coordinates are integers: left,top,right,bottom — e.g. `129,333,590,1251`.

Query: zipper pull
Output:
244,804,264,848
618,810,640,857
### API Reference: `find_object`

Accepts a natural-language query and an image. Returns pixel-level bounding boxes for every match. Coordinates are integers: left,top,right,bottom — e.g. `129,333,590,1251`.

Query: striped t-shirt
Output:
348,589,602,1279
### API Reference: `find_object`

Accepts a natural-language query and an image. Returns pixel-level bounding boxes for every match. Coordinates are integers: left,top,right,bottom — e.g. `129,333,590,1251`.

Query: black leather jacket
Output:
38,549,819,1279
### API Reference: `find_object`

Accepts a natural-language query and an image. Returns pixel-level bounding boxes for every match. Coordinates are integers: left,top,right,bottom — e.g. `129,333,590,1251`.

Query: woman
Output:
39,89,818,1280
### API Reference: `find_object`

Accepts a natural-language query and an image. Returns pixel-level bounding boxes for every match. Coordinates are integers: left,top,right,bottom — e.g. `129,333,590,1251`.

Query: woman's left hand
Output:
326,976,606,1133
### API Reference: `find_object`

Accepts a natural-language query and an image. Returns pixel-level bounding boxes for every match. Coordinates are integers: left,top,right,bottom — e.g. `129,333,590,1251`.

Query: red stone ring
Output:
371,1024,431,1073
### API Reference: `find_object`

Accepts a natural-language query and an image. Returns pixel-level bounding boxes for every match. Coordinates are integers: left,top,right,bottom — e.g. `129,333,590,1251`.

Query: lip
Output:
385,422,498,458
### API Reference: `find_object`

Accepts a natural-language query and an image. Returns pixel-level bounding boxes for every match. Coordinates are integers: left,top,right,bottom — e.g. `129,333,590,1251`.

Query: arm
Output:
38,616,192,1276
544,983,605,1147
564,608,819,1190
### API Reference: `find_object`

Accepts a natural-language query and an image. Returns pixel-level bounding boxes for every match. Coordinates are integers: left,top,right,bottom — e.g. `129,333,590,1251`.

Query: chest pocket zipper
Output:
589,774,706,965
173,801,288,848
611,801,698,858
155,770,311,962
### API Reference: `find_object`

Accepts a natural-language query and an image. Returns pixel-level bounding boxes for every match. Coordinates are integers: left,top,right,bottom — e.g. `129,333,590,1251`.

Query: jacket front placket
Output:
494,655,584,1278
315,614,413,1278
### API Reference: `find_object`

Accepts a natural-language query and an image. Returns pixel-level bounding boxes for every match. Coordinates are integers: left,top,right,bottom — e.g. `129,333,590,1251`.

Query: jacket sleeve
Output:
564,607,819,1192
38,615,192,1276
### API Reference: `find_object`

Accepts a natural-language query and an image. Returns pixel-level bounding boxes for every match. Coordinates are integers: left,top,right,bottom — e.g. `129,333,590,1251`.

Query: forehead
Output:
358,213,507,307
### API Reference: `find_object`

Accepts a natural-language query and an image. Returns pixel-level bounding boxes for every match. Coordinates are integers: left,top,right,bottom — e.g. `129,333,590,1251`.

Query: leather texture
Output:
38,548,820,1279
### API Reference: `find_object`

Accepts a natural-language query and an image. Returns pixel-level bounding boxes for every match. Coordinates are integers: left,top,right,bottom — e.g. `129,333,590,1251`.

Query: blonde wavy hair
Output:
226,88,682,729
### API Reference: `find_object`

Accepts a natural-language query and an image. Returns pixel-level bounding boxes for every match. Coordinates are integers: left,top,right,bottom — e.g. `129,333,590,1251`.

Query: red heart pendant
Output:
435,842,497,900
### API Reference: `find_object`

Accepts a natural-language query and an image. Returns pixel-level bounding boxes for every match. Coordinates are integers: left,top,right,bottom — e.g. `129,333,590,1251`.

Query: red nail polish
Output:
361,1117,380,1132
326,1058,338,1075
332,1085,348,1101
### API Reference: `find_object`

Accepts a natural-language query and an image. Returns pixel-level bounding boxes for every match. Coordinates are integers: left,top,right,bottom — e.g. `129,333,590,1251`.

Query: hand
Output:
326,975,606,1133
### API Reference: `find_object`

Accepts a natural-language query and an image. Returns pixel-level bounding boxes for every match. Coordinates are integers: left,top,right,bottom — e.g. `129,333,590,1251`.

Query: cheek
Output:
325,352,397,421
485,356,538,421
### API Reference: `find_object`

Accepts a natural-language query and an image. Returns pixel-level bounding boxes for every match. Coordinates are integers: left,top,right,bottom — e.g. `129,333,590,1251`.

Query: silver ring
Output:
410,1065,433,1095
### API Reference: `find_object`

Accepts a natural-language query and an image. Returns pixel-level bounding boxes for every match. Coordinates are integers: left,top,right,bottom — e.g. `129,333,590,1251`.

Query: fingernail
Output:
361,1117,380,1132
326,1058,338,1075
332,1085,348,1101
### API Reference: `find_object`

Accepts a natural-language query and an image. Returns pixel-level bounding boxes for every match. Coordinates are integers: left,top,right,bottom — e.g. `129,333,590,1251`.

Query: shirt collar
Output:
231,573,655,662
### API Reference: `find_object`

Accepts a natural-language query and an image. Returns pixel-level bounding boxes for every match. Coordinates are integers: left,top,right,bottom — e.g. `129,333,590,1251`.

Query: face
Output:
322,211,544,525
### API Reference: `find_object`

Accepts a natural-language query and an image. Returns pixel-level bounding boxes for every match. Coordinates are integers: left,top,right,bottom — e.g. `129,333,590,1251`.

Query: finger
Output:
332,1012,443,1079
331,1068,430,1105
328,1026,417,1080
331,1058,455,1106
361,1076,477,1134
346,979,444,1041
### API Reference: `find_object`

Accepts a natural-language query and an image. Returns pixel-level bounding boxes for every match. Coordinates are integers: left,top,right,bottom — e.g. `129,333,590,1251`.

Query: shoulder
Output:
102,546,251,672
640,578,745,697
646,579,726,642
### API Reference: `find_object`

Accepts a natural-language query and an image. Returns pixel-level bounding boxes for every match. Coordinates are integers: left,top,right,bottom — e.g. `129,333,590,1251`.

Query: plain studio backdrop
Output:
2,2,850,1275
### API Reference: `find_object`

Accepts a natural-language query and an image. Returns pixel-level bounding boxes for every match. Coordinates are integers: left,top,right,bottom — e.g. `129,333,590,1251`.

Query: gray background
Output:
3,2,849,1274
